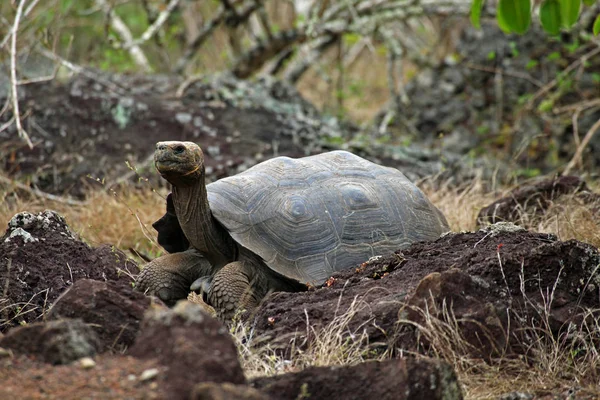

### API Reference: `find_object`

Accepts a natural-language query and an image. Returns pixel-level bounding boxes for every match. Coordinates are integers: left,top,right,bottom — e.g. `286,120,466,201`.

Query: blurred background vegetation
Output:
1,0,600,179
0,0,470,123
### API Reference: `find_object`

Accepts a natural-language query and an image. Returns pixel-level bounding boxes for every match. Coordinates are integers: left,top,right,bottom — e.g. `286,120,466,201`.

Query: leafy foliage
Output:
472,0,599,35
498,0,532,34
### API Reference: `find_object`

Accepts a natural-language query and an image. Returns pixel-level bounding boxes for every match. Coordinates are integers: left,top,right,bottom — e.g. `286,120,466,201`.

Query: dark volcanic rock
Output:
405,268,513,359
1,72,475,199
129,301,245,399
1,73,348,197
251,357,463,400
0,211,137,331
0,318,100,364
477,175,600,225
48,279,159,352
191,383,268,400
251,225,600,358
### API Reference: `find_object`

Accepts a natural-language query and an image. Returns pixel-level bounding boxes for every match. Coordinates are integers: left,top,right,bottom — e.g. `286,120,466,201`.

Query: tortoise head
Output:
154,141,204,186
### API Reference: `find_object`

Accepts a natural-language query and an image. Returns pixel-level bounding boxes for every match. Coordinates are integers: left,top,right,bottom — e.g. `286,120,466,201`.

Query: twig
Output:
552,98,600,114
283,35,338,84
0,0,41,48
0,94,10,118
526,46,600,110
255,0,273,40
572,108,582,150
94,0,152,72
232,29,307,78
37,47,127,95
174,6,226,73
464,63,543,87
9,0,33,149
563,117,600,176
126,0,181,48
0,116,16,134
0,174,86,206
66,262,74,284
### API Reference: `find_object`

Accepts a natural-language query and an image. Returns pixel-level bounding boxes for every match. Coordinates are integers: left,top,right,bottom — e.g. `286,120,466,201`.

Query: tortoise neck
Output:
172,176,237,267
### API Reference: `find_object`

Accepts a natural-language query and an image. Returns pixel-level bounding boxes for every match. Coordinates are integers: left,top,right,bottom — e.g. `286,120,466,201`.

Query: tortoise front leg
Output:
135,249,212,306
208,261,261,321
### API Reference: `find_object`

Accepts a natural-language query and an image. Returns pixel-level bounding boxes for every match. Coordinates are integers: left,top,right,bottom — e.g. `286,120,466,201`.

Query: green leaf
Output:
471,0,485,29
525,59,539,69
496,6,512,33
559,0,581,28
538,99,554,112
594,14,600,36
540,0,561,35
583,0,595,6
498,0,532,34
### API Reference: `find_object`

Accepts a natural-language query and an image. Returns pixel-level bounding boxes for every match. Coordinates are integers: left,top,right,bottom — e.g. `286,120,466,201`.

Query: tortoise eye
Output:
174,146,185,154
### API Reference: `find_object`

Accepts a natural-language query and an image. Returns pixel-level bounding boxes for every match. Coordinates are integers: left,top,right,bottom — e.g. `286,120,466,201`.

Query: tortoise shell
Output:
205,150,448,285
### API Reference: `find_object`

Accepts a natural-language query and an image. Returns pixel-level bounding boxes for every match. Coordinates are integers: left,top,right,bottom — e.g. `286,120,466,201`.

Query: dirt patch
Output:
48,279,160,353
0,318,100,364
129,301,246,399
251,226,600,357
0,210,137,331
0,353,166,399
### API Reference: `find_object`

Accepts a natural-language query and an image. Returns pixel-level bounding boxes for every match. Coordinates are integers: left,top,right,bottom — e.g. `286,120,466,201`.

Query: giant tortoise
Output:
136,142,449,318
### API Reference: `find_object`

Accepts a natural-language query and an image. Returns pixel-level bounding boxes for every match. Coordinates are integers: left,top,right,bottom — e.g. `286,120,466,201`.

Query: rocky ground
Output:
1,176,600,399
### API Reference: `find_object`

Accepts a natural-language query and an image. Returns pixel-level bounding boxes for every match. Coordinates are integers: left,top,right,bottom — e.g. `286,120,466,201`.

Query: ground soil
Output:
0,211,137,331
0,353,166,399
1,200,600,398
251,227,600,358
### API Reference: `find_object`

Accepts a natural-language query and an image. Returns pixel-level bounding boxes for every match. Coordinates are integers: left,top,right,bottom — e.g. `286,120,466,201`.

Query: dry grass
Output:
2,174,600,399
421,177,600,247
0,183,167,259
231,296,387,380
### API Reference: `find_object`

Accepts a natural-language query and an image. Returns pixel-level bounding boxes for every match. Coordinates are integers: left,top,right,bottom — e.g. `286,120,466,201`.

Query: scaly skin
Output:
136,249,211,306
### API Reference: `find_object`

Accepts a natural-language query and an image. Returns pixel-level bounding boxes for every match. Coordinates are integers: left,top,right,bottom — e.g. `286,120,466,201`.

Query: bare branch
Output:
37,47,127,96
174,6,227,73
527,45,600,110
563,117,600,176
283,35,338,84
94,0,152,72
0,0,42,49
126,0,181,48
464,63,544,88
9,0,33,149
232,30,307,79
255,0,273,40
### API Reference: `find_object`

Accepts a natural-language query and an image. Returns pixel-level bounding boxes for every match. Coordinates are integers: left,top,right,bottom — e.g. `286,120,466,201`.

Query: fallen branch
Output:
0,175,86,206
